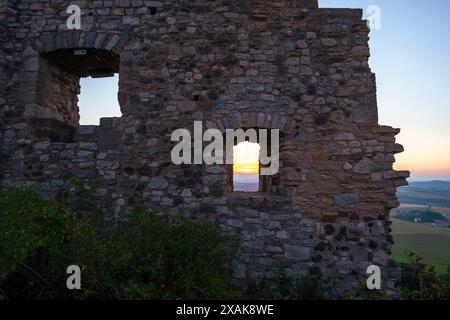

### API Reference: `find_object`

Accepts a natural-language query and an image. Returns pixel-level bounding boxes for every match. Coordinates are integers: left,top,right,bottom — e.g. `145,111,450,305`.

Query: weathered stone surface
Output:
333,193,360,208
148,176,168,190
284,245,311,261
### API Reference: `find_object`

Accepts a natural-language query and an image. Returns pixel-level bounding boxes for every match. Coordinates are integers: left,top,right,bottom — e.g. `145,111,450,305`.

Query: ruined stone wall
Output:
0,0,409,296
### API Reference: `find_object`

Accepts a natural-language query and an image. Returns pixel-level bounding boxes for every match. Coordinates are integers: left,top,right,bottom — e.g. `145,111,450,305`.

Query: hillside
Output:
397,180,450,208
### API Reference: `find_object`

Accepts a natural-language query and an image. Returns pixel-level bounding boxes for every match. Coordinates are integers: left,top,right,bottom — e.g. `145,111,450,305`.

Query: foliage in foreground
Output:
0,188,234,299
399,252,450,300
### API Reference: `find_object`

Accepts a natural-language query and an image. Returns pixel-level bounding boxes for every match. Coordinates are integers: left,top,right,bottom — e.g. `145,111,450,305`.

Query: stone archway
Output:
39,31,131,55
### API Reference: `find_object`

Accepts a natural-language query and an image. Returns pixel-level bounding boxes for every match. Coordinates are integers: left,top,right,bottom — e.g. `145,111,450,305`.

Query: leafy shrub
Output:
0,188,235,299
399,252,450,300
72,211,236,300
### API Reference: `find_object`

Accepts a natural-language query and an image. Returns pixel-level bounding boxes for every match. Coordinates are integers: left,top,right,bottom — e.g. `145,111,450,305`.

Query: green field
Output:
391,218,450,273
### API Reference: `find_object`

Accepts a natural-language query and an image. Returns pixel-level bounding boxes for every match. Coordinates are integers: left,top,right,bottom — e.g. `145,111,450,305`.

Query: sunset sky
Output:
78,0,450,181
233,141,260,174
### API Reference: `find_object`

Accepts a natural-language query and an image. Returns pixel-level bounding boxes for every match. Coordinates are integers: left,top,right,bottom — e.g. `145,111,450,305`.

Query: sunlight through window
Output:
233,141,260,192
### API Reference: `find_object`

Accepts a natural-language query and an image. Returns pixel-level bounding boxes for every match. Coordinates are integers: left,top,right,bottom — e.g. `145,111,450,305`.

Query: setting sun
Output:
233,142,260,174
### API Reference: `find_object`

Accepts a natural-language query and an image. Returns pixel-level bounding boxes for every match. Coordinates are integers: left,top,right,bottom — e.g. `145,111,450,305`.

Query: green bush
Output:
74,211,236,300
0,188,236,299
0,188,74,283
399,252,450,300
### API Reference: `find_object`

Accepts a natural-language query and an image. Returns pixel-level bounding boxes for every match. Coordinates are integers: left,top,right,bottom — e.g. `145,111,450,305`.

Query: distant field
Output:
391,218,450,273
397,183,450,207
394,205,450,218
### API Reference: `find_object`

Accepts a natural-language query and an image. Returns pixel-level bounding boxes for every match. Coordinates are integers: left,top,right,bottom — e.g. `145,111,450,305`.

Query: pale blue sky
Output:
78,0,450,180
78,74,121,125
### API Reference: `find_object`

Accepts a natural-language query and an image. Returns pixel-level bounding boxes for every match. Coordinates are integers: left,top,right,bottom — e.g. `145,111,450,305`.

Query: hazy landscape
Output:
392,180,450,273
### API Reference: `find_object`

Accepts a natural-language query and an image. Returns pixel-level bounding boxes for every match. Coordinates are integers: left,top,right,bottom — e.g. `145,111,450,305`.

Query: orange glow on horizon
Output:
390,131,450,179
394,151,450,173
233,163,259,174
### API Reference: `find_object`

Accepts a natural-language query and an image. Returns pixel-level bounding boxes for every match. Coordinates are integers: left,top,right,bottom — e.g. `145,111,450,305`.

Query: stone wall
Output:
0,0,409,296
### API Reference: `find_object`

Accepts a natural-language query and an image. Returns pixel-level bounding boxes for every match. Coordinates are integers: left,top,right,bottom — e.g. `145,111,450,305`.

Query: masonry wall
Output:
0,0,409,296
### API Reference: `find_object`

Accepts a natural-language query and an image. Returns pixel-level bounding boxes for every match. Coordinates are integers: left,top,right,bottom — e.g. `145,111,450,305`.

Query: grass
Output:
391,218,450,274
